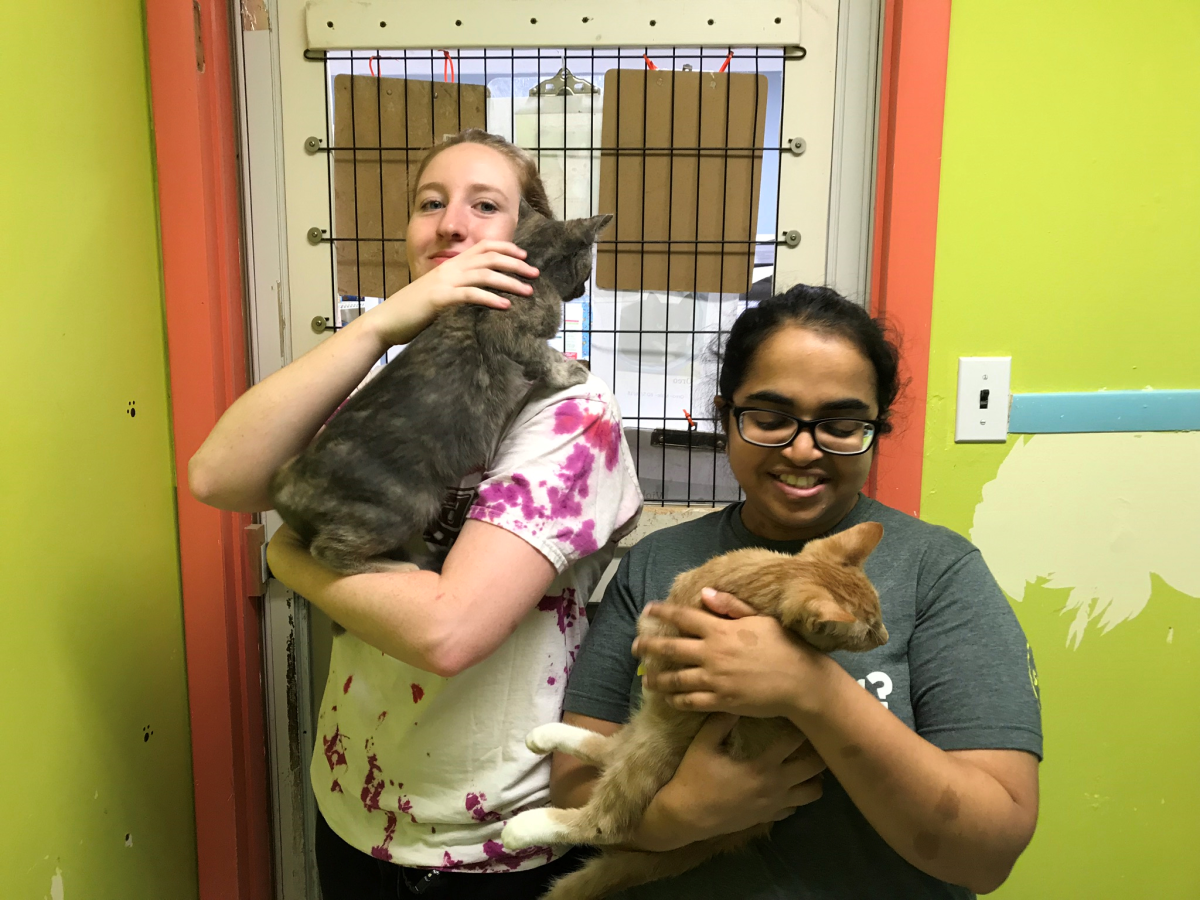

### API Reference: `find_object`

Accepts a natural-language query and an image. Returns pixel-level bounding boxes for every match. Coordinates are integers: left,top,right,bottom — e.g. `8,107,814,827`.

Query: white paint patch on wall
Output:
49,867,64,900
971,432,1200,648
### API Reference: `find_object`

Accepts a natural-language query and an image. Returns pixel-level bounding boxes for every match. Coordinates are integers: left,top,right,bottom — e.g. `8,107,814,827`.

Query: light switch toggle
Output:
955,357,1011,442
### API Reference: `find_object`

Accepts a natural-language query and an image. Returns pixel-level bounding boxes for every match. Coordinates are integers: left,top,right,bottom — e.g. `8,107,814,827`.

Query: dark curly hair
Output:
713,284,902,435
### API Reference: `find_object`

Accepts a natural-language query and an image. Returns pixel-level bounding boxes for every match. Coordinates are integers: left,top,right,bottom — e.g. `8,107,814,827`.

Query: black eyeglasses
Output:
731,407,879,456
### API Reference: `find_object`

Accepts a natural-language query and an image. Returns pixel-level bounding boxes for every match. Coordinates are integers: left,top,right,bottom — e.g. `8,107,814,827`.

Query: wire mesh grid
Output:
307,46,791,505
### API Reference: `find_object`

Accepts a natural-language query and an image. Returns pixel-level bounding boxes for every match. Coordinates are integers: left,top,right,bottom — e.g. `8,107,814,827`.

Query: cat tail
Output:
539,849,665,900
539,827,770,900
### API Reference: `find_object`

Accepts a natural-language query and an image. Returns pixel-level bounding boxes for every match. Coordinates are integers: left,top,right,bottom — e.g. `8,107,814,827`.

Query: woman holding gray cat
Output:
557,285,1042,898
190,130,643,899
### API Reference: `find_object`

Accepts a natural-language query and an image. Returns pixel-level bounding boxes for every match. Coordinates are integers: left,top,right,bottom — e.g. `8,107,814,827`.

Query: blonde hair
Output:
411,129,554,218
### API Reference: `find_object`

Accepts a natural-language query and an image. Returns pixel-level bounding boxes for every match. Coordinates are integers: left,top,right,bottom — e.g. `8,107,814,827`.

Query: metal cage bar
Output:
299,43,811,505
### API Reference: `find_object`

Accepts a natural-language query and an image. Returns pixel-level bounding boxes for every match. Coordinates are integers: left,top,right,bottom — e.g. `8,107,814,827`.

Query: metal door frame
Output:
231,2,884,895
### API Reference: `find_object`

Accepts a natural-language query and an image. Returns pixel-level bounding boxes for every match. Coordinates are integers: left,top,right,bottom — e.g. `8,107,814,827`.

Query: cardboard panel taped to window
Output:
332,75,486,299
596,69,767,295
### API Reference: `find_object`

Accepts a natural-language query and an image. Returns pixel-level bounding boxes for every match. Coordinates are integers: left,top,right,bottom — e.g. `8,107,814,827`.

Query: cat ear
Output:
518,198,545,223
580,213,613,241
806,521,884,568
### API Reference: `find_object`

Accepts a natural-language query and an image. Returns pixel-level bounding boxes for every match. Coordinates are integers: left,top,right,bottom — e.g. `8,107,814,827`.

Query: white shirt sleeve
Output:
468,375,643,573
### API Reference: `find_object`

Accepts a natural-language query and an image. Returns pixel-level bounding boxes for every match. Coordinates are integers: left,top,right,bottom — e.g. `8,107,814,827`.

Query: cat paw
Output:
542,358,590,390
525,722,581,756
561,360,590,387
501,809,567,850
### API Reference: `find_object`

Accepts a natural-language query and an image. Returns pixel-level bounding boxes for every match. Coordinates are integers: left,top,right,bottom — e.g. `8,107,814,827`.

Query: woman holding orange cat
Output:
559,284,1042,898
190,130,642,899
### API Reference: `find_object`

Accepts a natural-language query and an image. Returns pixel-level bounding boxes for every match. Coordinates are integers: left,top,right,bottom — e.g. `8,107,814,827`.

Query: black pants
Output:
316,810,594,900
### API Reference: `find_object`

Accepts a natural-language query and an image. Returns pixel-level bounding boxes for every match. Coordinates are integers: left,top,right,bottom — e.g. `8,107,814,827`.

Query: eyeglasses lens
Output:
814,420,874,453
738,411,875,454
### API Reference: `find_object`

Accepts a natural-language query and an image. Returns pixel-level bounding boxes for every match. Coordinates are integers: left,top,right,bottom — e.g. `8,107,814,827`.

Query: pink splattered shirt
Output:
311,372,642,872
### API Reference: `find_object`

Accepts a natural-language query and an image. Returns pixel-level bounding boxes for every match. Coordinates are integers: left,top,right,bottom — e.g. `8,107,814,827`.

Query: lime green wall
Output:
926,2,1200,896
0,3,199,898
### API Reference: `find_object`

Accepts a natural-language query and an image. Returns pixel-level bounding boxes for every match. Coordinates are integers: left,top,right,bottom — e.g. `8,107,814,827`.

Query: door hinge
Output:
245,523,268,597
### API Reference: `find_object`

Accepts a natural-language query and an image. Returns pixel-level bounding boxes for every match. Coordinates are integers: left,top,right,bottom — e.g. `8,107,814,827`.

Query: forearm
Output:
267,519,556,677
269,535,461,674
188,312,390,511
792,665,1033,892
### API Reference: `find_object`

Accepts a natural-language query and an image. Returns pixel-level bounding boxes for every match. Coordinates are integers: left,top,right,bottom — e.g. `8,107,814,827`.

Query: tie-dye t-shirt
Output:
311,372,643,872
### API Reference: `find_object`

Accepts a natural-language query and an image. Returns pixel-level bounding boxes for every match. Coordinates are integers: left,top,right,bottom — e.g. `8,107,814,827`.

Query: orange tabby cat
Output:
501,521,887,900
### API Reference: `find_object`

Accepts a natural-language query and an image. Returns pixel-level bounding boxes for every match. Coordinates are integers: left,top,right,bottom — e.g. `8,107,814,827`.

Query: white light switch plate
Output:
955,357,1011,442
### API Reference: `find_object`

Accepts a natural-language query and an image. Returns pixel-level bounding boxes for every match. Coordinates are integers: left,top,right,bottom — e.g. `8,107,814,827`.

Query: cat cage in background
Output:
315,44,783,504
234,2,883,897
274,0,883,508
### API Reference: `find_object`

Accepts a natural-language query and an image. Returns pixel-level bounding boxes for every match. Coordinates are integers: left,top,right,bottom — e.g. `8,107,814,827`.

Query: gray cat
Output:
269,203,612,575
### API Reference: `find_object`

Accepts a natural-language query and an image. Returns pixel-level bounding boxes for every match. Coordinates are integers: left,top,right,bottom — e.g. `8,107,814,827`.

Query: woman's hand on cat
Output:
697,586,758,619
362,241,539,347
642,712,826,847
634,598,841,721
265,522,314,585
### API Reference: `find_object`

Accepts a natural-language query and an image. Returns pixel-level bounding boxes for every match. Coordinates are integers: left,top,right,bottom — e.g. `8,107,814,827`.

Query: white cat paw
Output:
501,809,567,850
525,722,584,756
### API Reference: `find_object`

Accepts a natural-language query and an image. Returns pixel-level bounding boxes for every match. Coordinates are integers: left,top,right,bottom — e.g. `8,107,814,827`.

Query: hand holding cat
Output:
642,711,826,847
634,592,842,721
265,522,334,602
361,240,539,347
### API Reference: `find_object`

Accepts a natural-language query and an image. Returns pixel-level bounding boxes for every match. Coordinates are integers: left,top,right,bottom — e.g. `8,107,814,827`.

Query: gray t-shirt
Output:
563,496,1043,900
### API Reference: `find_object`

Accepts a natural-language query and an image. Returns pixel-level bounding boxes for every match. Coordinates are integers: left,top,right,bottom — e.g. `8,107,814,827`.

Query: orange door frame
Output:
145,1,272,899
145,1,948,895
868,0,951,516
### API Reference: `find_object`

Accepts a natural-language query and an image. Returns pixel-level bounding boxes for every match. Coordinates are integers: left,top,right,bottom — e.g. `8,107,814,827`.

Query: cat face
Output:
406,143,524,277
513,203,612,301
786,522,888,652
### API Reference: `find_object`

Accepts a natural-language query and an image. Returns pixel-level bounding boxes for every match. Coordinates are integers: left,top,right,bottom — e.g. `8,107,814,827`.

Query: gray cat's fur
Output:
500,522,888,900
269,203,612,574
